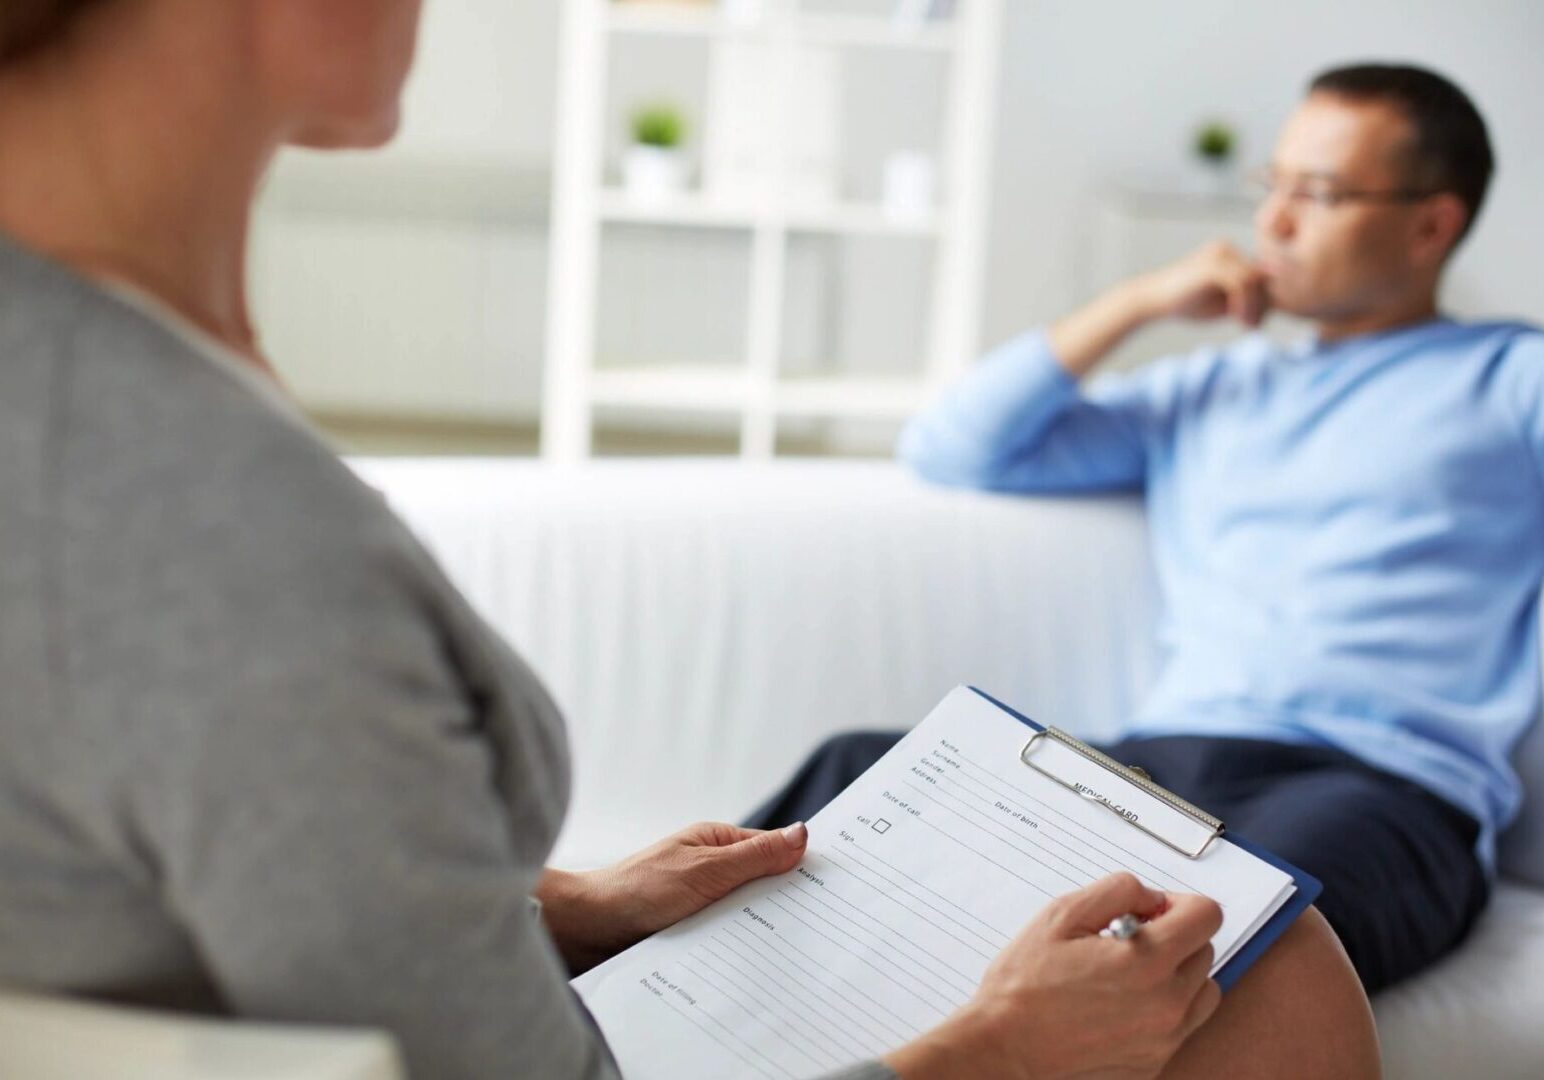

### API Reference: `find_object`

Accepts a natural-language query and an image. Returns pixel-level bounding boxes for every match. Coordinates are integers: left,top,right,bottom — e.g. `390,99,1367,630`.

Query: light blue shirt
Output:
898,319,1544,871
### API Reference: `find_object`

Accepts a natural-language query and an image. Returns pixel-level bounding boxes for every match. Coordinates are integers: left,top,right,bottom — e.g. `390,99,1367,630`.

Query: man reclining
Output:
752,60,1540,1030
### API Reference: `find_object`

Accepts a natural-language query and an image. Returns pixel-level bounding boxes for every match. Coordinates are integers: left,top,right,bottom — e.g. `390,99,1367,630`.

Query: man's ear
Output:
1411,192,1469,268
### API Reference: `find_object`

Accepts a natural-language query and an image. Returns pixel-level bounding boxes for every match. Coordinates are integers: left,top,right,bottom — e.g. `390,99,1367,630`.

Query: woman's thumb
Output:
724,821,808,880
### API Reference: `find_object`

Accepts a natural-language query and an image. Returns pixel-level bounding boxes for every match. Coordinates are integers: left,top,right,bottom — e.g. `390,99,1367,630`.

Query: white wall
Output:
250,0,1544,427
985,0,1544,342
389,0,556,166
251,0,556,421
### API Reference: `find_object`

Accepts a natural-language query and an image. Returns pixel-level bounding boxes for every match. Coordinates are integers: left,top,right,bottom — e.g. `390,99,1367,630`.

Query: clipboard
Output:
968,686,1322,992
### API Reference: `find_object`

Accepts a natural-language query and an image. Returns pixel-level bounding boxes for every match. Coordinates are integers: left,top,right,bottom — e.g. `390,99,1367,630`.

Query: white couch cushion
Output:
1372,882,1544,1080
1500,714,1544,885
354,458,1164,867
357,457,1544,879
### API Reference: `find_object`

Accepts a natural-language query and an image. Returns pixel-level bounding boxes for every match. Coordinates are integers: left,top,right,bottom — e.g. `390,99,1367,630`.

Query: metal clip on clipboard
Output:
1020,727,1225,859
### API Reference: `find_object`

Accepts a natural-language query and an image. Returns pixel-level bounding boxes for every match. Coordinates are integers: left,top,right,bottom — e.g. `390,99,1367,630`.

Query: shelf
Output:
788,203,940,237
597,191,761,229
795,13,958,52
545,0,1000,459
774,374,930,418
598,190,940,236
262,154,550,226
606,3,739,39
605,4,957,52
1100,183,1258,222
590,364,752,410
588,366,931,419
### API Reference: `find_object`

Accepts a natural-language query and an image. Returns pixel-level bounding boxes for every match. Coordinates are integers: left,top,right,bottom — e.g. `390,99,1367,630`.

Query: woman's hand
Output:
537,820,809,975
884,873,1224,1080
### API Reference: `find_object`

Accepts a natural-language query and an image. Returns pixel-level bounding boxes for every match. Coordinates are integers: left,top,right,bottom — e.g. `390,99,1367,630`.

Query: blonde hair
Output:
0,0,106,64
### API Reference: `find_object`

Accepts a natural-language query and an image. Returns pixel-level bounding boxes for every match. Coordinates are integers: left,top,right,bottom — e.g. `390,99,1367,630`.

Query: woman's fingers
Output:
1050,872,1168,938
1145,892,1224,962
1173,939,1216,992
1177,976,1224,1043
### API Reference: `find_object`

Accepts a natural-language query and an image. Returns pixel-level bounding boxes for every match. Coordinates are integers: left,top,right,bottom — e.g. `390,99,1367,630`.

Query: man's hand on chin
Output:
536,820,809,976
1048,239,1274,381
1136,240,1274,328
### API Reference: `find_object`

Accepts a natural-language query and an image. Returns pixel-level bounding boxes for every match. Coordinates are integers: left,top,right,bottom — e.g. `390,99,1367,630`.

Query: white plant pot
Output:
1195,158,1239,198
623,145,689,203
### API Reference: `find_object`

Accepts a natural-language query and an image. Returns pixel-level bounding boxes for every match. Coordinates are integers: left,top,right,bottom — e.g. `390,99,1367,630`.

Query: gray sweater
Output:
0,235,892,1080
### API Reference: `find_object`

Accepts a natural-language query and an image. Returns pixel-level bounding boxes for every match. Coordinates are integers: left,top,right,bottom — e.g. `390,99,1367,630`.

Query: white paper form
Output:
573,687,1296,1080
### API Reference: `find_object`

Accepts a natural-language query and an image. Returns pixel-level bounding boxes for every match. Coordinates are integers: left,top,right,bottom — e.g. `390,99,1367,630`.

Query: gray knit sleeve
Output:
58,402,621,1078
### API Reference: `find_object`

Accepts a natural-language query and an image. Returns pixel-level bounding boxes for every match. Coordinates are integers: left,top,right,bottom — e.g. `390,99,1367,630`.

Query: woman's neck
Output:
0,10,279,371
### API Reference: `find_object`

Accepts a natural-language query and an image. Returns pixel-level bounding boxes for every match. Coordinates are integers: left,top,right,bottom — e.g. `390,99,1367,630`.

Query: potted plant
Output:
1191,119,1238,194
623,102,689,202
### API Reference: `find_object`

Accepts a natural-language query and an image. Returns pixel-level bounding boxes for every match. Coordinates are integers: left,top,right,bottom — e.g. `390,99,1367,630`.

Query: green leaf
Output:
631,103,686,149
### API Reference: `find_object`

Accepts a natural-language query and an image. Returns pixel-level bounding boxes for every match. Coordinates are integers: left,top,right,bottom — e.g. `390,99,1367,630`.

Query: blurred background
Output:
248,0,1544,459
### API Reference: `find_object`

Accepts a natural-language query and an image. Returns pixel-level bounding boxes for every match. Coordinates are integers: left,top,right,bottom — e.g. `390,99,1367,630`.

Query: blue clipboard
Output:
968,686,1322,992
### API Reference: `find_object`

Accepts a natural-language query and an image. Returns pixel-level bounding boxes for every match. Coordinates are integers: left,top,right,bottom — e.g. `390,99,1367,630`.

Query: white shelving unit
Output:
542,0,1002,459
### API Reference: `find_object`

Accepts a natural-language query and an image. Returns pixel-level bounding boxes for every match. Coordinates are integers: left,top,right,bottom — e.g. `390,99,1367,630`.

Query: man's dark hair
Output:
1310,63,1495,244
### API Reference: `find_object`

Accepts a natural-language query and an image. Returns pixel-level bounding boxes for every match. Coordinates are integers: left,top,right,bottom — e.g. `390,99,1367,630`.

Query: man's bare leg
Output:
1162,907,1381,1079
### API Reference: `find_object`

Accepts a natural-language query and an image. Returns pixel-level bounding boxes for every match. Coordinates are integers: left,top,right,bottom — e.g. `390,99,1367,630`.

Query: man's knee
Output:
1278,905,1358,978
808,729,904,773
1232,906,1379,1075
1162,905,1379,1079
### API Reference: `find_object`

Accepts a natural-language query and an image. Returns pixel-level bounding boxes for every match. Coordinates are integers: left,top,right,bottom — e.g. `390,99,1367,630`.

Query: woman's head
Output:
255,0,426,150
0,0,425,151
0,1,105,65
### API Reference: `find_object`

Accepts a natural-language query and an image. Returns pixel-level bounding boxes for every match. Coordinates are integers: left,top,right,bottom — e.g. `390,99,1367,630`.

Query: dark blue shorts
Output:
744,730,1489,993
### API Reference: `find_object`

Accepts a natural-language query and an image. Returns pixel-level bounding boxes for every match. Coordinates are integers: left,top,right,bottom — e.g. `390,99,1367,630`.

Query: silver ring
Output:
1099,913,1141,940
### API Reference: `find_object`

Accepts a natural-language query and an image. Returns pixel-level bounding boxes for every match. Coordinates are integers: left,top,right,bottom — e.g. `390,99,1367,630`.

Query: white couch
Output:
0,991,403,1080
355,456,1544,1080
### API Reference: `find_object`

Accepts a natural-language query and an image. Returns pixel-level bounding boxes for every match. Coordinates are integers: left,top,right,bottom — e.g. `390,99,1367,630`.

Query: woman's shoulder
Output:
0,236,440,630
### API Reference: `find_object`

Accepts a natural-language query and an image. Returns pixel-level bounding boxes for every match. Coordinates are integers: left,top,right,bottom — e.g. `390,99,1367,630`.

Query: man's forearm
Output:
1046,276,1163,381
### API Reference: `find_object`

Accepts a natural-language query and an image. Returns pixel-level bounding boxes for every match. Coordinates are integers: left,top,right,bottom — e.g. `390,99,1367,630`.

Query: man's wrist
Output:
1112,274,1167,332
1048,276,1163,380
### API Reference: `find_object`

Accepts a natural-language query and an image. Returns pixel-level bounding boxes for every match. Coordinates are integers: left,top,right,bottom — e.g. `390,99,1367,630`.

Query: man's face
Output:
1254,93,1445,322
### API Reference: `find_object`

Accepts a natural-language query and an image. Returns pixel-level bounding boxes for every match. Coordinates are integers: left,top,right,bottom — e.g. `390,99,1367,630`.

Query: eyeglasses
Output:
1245,166,1439,210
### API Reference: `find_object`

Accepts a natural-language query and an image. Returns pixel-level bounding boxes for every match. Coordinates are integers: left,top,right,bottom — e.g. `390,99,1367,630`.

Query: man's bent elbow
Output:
896,420,1003,490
